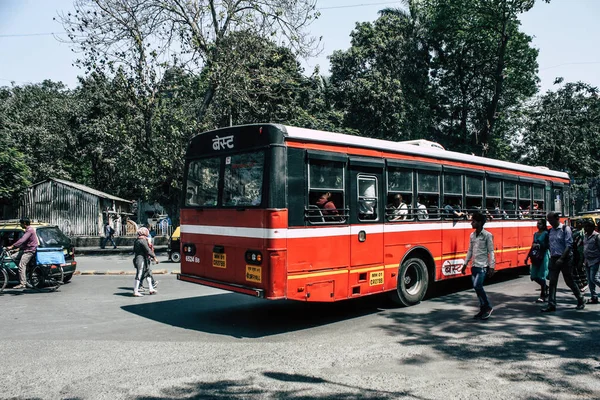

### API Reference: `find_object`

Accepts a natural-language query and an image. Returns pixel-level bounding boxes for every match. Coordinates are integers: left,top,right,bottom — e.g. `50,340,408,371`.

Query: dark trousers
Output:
547,255,583,307
101,235,116,249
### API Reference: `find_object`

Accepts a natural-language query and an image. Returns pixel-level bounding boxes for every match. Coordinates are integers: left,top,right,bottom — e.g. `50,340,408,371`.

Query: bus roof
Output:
281,125,569,181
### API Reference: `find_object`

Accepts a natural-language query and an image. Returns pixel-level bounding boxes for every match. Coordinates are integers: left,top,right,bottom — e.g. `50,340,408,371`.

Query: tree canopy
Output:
3,0,600,220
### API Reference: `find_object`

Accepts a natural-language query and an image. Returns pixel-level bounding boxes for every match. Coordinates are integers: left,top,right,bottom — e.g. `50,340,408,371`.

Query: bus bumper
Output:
177,273,265,298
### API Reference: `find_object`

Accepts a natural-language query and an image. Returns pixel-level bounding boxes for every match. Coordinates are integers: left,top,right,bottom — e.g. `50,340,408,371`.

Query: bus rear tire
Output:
171,252,181,263
389,257,429,306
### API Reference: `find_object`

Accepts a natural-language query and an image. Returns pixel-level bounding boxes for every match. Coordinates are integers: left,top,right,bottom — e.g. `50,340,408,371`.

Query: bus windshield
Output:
185,151,265,207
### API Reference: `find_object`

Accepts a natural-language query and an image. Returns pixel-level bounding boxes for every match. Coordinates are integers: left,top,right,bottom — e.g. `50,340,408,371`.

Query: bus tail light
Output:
183,243,196,256
245,250,262,265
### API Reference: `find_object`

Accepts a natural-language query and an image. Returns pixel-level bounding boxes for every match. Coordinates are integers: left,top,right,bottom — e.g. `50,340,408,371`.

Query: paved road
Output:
1,271,599,399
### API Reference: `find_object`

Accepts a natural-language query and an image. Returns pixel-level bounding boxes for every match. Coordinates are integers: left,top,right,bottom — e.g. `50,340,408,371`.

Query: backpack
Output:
530,242,544,263
109,226,115,235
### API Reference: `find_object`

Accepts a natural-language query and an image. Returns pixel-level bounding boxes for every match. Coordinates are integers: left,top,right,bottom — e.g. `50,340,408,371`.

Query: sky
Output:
0,0,599,94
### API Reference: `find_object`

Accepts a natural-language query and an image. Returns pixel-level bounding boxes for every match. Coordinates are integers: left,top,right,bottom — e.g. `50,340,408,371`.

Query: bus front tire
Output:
171,252,181,263
389,257,429,307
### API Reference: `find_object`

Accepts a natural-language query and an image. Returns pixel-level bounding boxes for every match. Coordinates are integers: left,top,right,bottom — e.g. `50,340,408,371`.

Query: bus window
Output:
465,175,483,215
532,185,544,217
417,171,440,219
485,178,503,219
553,187,564,214
503,181,517,219
387,168,413,220
308,160,345,223
518,183,532,218
358,175,378,221
223,152,265,207
186,157,220,206
310,161,344,190
443,173,464,219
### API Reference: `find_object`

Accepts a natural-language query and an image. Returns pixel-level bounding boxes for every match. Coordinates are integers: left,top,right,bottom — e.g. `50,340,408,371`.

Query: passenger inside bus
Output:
443,197,466,219
387,193,408,221
416,196,429,220
503,200,516,218
315,192,340,221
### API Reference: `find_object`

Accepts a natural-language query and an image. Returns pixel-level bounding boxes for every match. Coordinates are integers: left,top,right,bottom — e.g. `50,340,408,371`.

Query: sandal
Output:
133,292,144,297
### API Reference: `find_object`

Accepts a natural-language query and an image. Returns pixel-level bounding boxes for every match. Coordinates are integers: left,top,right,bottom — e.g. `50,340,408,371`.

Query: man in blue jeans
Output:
461,211,496,320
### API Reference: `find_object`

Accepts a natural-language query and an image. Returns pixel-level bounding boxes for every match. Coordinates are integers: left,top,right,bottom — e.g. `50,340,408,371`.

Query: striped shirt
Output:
465,229,496,269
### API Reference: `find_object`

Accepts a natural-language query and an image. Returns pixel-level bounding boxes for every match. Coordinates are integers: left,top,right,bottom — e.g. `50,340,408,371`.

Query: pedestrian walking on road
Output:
461,211,496,320
541,212,585,312
132,227,158,297
571,219,588,294
583,219,600,304
524,218,550,303
139,228,158,292
100,221,117,249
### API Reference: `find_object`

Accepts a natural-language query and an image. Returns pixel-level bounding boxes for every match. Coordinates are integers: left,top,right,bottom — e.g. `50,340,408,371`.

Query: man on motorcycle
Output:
7,218,37,289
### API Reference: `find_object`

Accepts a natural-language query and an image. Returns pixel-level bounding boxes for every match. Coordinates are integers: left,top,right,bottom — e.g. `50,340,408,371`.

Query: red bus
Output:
177,124,570,305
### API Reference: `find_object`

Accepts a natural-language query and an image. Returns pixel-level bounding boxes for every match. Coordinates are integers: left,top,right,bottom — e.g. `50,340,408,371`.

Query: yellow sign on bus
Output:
212,253,226,268
246,265,262,283
369,271,384,286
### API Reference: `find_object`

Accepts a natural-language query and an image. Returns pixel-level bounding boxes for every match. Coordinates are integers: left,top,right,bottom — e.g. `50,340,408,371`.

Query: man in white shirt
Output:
388,194,408,221
416,197,429,220
461,211,495,320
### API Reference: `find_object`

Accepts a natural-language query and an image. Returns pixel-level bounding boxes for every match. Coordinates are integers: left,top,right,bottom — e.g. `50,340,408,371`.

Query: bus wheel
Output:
171,252,181,263
390,257,429,306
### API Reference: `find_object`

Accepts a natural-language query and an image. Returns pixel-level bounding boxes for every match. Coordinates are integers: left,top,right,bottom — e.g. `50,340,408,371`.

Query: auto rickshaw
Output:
167,226,181,262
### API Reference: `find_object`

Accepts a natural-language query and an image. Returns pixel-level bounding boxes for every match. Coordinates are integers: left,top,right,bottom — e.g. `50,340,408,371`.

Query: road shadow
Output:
120,270,529,338
378,285,600,398
122,292,386,338
134,372,419,400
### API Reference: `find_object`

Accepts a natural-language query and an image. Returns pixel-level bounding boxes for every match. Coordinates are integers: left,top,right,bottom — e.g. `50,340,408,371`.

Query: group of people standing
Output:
461,210,600,319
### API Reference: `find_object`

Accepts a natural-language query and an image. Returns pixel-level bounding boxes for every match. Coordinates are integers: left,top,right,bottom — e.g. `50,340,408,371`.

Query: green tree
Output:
58,0,321,128
515,81,600,179
329,4,432,141
420,0,547,156
0,81,79,184
329,0,547,157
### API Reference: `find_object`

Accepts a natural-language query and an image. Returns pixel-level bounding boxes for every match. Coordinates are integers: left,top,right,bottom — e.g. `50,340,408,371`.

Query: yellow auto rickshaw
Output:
167,226,181,263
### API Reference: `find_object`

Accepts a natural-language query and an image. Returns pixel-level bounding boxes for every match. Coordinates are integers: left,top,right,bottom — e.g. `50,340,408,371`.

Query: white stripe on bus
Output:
181,220,537,240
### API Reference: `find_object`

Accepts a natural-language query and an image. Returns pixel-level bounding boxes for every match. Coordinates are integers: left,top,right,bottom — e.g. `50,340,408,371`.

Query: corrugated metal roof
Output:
42,178,134,203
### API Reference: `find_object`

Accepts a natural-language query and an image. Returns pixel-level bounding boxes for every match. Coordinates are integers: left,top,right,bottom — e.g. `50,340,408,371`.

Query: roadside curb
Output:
74,269,179,275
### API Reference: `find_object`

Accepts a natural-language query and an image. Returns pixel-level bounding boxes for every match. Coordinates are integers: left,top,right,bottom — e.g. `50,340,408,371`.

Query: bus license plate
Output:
246,265,262,283
212,253,226,269
369,271,384,286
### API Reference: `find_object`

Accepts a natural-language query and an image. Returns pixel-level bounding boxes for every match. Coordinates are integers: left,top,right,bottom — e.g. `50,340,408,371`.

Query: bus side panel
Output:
441,221,469,267
286,230,350,273
286,229,350,301
519,221,537,266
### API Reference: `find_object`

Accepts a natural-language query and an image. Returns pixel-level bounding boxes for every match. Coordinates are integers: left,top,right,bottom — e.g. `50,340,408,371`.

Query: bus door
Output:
348,157,385,268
